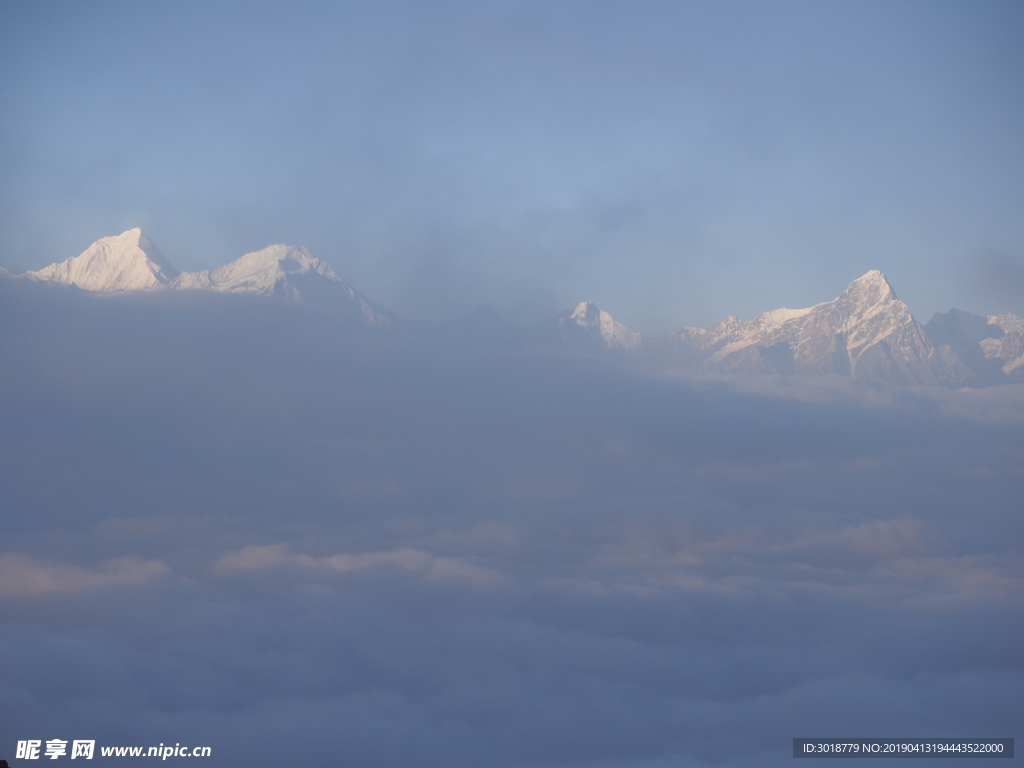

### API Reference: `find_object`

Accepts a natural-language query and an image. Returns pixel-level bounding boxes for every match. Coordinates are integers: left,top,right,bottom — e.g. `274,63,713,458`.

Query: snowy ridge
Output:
540,301,642,352
672,271,969,385
555,272,1020,387
173,245,333,295
15,230,1024,388
27,229,178,291
761,306,814,325
172,244,390,325
23,230,391,327
568,302,643,349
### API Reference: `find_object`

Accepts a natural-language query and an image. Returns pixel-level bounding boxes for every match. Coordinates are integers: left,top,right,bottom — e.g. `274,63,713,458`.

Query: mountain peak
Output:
841,270,897,305
171,244,391,325
171,244,342,295
570,301,600,324
554,301,641,349
27,228,179,291
228,244,324,274
675,268,970,384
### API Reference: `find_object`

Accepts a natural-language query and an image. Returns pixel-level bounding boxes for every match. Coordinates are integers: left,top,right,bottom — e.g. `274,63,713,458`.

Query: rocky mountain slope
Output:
667,271,970,386
552,271,1024,388
926,309,1024,385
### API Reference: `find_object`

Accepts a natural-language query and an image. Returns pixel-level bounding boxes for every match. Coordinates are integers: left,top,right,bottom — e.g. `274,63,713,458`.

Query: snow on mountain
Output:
15,230,1023,388
541,301,643,352
171,244,391,325
675,271,969,385
990,314,1024,380
27,229,179,291
926,309,1024,385
23,231,393,326
569,302,643,348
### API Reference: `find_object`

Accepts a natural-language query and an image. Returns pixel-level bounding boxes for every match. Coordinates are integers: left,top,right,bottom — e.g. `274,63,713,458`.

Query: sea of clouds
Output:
1,281,1021,766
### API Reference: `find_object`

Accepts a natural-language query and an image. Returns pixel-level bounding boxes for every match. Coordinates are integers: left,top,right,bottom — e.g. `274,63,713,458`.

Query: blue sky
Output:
2,0,1022,330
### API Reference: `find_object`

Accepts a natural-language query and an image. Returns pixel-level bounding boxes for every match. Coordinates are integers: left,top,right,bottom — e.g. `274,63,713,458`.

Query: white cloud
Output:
0,553,169,597
214,544,506,587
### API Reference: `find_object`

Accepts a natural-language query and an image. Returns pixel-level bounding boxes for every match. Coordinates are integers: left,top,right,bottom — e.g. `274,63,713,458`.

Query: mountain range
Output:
23,229,392,326
8,228,1023,388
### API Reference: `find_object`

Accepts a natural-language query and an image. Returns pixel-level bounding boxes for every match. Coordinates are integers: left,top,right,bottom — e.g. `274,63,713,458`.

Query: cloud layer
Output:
1,286,1021,765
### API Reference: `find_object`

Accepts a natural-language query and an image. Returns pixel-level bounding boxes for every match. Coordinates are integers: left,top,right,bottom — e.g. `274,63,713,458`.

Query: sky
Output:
2,0,1023,331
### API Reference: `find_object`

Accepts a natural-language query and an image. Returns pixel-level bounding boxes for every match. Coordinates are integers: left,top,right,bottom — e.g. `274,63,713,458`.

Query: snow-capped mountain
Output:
26,228,179,291
23,230,392,326
926,309,1024,385
540,301,643,353
171,244,392,325
673,271,969,386
14,229,1024,388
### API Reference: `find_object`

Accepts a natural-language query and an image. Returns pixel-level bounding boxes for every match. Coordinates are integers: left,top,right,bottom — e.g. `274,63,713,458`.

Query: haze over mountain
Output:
926,309,1024,386
13,229,1024,388
4,227,1024,768
538,301,644,353
169,244,392,325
